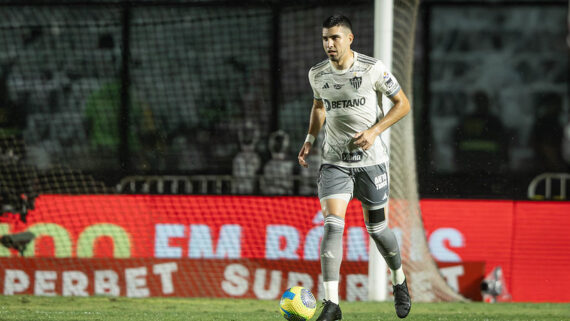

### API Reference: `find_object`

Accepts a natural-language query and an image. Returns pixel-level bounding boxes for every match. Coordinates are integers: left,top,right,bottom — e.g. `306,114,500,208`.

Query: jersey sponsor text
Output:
324,97,366,111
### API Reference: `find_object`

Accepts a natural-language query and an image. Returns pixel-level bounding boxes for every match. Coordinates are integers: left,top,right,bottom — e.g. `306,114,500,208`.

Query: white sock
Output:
390,267,406,285
323,281,339,304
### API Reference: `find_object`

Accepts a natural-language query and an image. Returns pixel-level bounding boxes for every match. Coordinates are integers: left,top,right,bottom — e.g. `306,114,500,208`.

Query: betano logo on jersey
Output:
323,97,366,111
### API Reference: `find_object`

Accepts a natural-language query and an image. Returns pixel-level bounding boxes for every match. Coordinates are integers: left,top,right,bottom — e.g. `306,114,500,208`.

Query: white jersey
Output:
308,51,401,167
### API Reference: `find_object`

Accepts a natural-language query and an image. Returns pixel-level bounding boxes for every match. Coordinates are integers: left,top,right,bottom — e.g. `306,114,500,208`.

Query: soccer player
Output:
297,15,412,320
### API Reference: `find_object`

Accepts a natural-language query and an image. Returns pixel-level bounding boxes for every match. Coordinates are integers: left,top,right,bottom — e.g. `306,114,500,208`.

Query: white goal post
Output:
368,0,394,302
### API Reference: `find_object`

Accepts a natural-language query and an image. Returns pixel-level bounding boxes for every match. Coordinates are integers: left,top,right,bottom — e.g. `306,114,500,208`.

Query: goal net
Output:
387,0,463,301
0,0,460,302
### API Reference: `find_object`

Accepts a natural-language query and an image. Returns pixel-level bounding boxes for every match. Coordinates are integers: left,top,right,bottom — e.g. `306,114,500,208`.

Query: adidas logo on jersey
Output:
322,83,330,89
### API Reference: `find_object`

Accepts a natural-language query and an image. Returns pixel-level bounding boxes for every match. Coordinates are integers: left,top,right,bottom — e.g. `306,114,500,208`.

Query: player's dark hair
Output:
322,15,352,32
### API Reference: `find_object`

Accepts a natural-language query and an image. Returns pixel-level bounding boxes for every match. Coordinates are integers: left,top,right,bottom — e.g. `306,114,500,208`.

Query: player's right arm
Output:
298,99,325,168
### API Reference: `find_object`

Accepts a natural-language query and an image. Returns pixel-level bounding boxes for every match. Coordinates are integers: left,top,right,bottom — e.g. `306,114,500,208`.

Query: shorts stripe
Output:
320,193,351,203
362,202,387,211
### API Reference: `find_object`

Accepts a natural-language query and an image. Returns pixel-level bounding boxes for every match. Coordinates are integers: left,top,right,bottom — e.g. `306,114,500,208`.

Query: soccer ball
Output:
279,286,317,320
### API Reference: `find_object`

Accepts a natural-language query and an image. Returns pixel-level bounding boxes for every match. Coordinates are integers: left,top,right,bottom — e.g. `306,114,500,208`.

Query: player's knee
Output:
323,214,345,234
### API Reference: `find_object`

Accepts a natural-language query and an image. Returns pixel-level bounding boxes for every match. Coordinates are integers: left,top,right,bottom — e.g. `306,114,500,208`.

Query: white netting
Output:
389,0,463,301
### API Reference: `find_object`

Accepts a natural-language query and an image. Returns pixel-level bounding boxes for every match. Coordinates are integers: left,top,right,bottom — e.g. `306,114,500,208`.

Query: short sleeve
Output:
373,60,401,98
308,69,322,100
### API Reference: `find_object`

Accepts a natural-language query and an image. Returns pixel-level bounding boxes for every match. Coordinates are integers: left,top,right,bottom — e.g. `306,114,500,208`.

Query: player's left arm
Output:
353,90,410,150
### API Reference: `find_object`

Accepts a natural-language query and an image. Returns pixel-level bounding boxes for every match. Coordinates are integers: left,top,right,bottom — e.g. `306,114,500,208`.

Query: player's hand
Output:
353,129,377,150
298,142,312,168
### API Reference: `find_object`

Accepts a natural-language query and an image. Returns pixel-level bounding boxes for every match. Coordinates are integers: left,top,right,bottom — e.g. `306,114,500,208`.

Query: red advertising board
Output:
0,195,372,300
421,199,570,303
0,258,367,299
436,261,485,301
509,202,570,302
420,200,514,283
1,196,569,302
1,195,370,259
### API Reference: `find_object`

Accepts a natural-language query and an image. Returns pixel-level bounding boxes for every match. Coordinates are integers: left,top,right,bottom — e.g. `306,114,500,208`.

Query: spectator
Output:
454,90,509,173
563,121,570,166
0,137,38,223
232,120,261,194
0,57,26,140
84,33,161,171
261,130,294,195
530,93,567,172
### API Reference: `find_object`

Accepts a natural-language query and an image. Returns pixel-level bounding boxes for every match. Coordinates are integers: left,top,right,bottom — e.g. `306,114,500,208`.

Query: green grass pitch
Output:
0,296,568,320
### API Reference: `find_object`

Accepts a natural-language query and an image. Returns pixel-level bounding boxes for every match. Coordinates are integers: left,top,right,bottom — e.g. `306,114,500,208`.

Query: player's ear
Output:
348,32,354,44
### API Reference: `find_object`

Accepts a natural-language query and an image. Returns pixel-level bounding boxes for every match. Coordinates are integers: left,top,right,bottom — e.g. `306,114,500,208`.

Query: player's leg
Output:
317,197,348,321
364,205,411,318
354,164,411,318
362,206,404,283
316,165,352,321
320,196,349,304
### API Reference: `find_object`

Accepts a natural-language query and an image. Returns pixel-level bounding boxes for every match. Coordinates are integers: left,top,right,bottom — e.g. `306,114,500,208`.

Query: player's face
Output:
322,26,353,62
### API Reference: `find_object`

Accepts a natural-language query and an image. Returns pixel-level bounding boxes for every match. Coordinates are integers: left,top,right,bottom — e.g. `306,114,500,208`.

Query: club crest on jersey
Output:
350,76,362,90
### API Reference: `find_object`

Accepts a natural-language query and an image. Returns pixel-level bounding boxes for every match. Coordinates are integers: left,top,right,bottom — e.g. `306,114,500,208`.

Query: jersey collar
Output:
329,51,357,74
